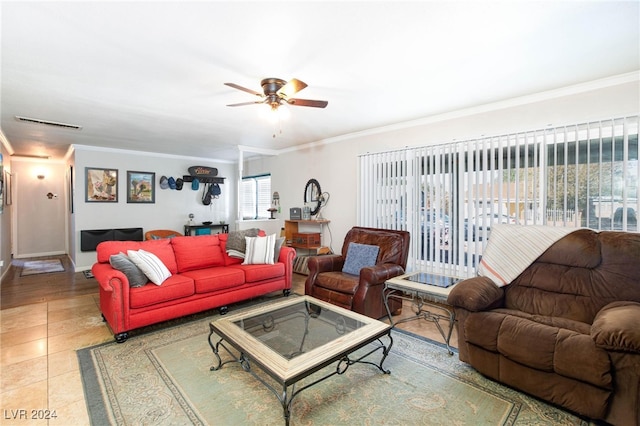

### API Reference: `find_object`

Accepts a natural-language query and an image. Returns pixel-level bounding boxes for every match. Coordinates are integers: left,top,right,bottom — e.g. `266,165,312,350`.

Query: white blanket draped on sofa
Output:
478,224,579,287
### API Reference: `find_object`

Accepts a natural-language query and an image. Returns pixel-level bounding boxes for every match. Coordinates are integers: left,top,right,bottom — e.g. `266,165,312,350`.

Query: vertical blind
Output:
359,116,639,277
240,174,271,220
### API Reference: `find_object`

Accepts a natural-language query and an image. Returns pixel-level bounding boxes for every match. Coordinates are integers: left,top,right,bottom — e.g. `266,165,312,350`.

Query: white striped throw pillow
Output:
127,249,172,285
242,234,276,265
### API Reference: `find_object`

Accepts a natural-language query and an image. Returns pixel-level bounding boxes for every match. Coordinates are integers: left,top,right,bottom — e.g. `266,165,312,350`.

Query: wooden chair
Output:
144,229,183,240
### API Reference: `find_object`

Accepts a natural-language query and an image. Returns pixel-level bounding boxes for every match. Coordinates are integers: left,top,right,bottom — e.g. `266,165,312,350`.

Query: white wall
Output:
243,77,640,252
72,146,237,270
237,219,283,237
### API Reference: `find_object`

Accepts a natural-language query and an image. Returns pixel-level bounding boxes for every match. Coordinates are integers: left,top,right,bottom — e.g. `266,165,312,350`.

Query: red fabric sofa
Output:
92,233,296,342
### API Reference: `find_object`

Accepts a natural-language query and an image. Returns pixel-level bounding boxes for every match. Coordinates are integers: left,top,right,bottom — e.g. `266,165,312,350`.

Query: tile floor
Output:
1,264,457,425
1,291,112,425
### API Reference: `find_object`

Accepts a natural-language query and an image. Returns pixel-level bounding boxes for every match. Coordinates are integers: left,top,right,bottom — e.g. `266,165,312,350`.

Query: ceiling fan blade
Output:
287,98,328,108
277,78,307,98
226,101,265,107
224,82,262,97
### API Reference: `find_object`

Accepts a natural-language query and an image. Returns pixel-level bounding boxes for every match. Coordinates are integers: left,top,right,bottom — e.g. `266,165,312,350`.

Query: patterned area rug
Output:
19,259,65,276
78,303,592,426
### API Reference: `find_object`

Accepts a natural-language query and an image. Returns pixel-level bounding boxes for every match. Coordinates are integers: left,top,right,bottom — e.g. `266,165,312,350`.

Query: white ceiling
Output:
1,1,639,162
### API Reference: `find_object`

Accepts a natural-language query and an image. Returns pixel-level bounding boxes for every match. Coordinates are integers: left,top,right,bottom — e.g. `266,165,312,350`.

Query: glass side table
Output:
383,272,461,355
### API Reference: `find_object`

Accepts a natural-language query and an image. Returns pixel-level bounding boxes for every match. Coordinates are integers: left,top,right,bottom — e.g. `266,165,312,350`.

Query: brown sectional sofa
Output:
448,229,640,425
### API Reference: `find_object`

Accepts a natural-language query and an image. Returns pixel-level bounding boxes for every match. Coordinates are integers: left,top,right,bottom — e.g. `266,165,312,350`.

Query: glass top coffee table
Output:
208,295,393,425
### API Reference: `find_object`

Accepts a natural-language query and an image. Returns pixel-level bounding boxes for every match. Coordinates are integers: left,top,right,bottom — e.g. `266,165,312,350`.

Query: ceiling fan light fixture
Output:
277,104,290,120
259,102,289,124
225,77,327,111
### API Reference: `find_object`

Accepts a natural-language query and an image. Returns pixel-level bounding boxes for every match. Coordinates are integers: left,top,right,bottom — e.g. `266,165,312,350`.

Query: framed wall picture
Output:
85,167,118,202
126,171,155,204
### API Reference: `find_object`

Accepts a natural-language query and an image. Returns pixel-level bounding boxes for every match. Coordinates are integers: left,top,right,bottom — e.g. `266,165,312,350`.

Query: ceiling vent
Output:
15,115,82,130
11,153,50,159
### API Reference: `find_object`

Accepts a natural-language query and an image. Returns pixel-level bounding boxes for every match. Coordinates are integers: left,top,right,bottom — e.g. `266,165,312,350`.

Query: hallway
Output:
1,256,97,310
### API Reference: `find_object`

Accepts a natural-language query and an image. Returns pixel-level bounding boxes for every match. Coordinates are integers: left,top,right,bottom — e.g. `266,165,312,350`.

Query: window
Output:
241,174,271,220
359,116,638,277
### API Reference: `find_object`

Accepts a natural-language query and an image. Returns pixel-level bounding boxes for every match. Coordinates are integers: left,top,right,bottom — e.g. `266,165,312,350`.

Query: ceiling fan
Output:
224,78,328,111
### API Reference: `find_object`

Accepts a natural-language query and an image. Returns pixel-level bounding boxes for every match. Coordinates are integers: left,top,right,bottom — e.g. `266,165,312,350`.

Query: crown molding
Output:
72,144,236,164
0,129,15,156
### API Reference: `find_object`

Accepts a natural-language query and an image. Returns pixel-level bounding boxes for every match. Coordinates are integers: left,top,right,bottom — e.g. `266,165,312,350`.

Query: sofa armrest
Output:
277,246,297,264
351,263,405,318
91,262,131,335
92,262,129,292
308,254,345,274
359,263,405,288
591,301,640,354
305,255,344,295
447,276,504,312
278,246,297,289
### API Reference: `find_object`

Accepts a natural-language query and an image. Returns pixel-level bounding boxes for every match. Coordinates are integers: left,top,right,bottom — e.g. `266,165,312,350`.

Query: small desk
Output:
184,223,229,236
383,272,461,355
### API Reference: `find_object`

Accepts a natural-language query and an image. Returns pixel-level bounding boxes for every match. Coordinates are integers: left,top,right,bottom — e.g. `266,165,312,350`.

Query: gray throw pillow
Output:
109,252,148,287
226,228,260,254
342,242,380,275
273,237,285,263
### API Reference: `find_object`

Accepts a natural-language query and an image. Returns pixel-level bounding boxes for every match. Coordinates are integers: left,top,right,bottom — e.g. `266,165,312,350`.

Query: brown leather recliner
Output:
305,226,410,319
448,229,640,426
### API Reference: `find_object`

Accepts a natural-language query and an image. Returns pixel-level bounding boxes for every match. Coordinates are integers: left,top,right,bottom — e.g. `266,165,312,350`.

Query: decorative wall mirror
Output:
304,178,322,216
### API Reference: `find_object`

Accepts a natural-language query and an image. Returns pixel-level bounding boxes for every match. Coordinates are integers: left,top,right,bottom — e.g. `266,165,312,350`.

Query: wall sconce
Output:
37,174,45,180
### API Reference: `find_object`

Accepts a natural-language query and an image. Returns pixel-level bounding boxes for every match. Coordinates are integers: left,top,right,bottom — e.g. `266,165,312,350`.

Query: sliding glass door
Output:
359,116,638,277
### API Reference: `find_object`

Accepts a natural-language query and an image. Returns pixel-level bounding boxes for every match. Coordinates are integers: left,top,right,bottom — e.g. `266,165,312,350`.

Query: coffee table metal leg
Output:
285,331,392,423
208,324,242,371
361,331,394,374
207,325,223,370
283,386,292,426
